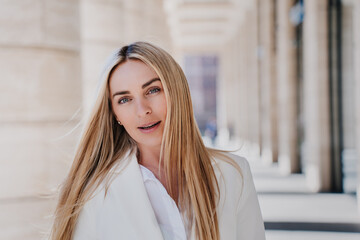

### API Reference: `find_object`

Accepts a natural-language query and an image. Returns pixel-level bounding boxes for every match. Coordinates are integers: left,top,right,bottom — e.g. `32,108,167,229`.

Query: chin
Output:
144,140,162,148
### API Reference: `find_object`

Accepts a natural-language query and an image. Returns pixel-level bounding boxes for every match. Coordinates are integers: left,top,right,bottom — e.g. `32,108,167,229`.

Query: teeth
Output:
141,122,158,129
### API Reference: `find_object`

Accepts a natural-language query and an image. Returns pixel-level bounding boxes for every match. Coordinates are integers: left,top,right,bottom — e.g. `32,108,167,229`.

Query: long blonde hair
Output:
51,42,225,240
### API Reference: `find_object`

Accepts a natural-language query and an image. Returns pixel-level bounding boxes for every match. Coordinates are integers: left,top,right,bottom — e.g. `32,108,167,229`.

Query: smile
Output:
138,121,161,130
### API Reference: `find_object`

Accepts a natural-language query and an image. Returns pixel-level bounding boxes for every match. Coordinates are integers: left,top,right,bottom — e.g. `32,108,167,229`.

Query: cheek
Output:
112,104,127,123
114,109,131,124
117,113,136,135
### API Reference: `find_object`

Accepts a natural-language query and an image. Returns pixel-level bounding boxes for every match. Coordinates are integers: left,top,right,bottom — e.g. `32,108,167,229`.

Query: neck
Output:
137,144,162,171
137,145,178,202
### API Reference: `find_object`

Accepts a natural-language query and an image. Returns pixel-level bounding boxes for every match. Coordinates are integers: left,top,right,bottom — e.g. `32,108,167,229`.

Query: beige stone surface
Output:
81,1,125,44
0,1,172,239
303,0,331,191
0,197,56,240
0,0,43,45
236,28,249,140
216,49,229,136
164,0,243,48
232,33,247,139
276,0,299,174
0,0,80,50
342,4,356,150
258,0,278,165
244,7,261,152
0,4,82,239
0,121,80,199
0,47,81,122
353,0,360,207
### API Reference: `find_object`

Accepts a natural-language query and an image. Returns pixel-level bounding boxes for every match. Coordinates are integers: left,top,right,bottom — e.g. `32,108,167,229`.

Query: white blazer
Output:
73,151,266,240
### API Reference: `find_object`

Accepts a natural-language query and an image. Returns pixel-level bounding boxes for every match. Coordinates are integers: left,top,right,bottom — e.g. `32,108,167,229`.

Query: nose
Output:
136,98,152,117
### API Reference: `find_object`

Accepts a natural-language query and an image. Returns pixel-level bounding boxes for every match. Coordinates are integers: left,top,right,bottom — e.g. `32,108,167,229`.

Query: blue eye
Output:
148,87,161,94
118,97,130,104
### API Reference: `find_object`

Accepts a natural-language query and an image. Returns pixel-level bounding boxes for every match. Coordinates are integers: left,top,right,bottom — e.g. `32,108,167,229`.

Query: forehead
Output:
109,59,159,87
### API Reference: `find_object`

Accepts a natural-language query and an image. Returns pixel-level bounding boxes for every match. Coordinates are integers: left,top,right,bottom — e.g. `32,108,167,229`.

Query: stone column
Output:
225,38,242,141
246,4,261,157
0,0,81,238
237,28,249,141
258,0,278,164
217,46,231,146
353,0,360,209
218,29,253,149
303,0,331,192
276,0,300,174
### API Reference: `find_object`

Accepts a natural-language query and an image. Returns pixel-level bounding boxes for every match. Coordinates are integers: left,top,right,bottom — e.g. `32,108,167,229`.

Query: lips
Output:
138,121,161,130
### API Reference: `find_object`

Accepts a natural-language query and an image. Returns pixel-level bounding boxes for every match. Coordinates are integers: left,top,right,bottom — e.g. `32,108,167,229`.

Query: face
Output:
109,59,167,151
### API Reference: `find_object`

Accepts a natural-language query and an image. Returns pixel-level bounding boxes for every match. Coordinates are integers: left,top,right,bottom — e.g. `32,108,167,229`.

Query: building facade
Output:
165,0,360,208
1,0,360,239
176,0,360,204
0,0,171,239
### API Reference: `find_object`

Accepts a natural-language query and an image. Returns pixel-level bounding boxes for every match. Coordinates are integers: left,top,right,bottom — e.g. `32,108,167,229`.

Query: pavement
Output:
249,159,360,240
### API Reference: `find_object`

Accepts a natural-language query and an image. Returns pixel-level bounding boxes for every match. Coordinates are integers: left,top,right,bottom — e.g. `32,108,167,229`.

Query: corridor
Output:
1,0,360,239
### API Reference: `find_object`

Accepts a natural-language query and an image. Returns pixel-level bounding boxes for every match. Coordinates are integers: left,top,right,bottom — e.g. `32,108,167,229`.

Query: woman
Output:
51,42,265,240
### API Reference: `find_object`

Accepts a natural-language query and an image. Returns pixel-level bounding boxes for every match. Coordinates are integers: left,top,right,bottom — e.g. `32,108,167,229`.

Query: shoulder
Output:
211,151,255,207
211,151,251,180
223,152,250,170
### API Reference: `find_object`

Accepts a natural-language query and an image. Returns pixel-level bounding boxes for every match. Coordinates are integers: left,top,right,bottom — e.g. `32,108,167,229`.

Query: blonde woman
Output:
51,42,265,240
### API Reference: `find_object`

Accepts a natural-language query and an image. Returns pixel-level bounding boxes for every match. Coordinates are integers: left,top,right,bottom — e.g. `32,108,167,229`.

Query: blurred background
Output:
1,0,360,239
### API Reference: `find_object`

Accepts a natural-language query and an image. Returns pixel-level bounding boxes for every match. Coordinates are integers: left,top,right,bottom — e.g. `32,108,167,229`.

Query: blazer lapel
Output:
100,151,164,240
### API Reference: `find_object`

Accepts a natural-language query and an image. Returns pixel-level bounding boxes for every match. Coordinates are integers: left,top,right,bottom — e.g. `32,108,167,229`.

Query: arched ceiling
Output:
164,0,251,49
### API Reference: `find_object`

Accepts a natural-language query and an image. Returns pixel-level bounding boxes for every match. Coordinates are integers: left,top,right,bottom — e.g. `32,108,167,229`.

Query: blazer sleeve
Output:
236,159,266,240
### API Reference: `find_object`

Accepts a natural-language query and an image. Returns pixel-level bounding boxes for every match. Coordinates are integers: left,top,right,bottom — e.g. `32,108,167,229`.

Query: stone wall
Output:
0,0,171,239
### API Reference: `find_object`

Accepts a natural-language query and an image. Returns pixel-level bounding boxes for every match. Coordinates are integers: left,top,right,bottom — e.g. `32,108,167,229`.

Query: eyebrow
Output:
112,78,161,98
142,78,160,89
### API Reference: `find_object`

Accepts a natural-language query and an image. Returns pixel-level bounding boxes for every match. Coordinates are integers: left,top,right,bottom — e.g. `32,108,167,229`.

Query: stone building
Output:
168,0,360,206
0,0,171,239
1,0,360,239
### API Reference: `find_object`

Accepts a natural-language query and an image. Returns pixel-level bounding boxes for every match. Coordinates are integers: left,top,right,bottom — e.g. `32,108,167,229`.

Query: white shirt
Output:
139,165,187,240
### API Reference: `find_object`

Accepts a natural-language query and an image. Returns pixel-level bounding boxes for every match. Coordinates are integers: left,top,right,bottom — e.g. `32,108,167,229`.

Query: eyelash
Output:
148,87,161,94
118,97,130,104
117,87,161,105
